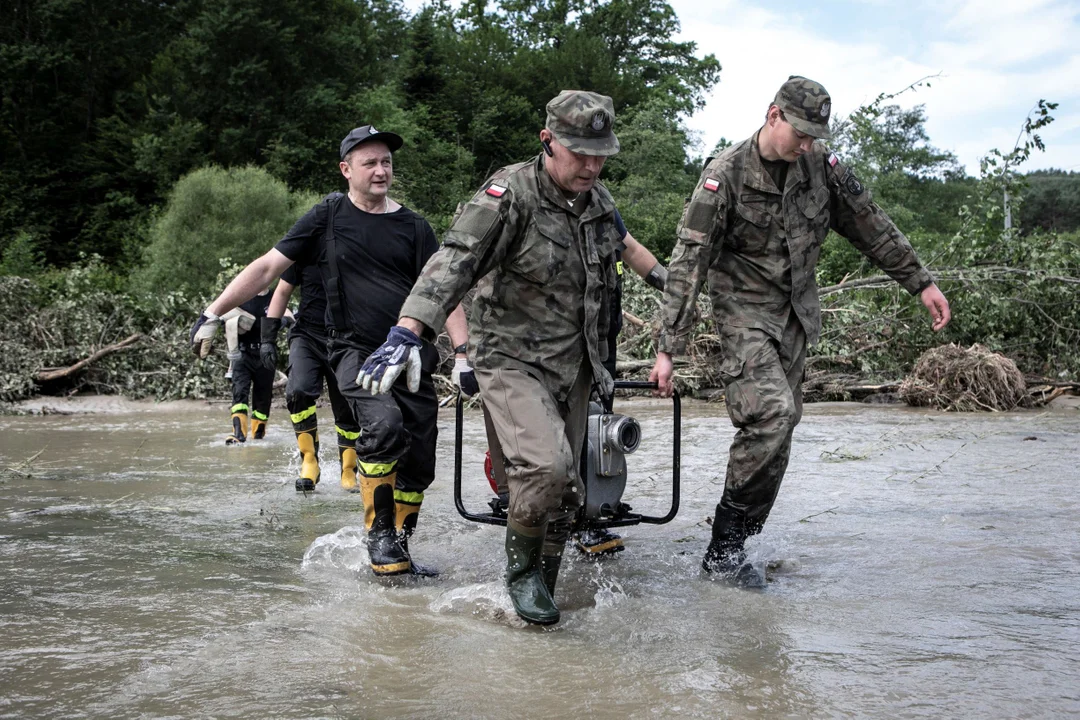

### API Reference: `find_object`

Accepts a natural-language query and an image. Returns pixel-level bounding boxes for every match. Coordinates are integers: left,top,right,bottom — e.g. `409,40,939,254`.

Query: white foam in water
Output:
592,578,628,609
301,526,368,572
429,582,527,628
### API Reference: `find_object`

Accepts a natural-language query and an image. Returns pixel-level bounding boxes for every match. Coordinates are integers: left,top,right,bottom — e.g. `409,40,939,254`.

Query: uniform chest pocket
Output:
732,201,772,255
509,216,571,285
799,186,831,240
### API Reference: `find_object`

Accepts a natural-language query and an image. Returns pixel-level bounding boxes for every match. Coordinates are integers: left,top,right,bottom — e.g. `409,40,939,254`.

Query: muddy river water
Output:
1,397,1078,719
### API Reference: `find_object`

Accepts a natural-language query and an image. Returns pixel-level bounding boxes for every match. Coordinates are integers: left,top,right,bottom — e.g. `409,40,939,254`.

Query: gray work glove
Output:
190,311,221,358
452,357,479,397
358,326,423,395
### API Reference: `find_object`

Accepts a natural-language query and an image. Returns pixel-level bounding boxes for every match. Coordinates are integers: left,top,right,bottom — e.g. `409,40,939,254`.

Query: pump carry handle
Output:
453,380,681,527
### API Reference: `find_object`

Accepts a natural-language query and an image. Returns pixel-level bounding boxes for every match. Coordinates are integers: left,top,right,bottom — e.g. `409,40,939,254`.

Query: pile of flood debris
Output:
899,344,1030,411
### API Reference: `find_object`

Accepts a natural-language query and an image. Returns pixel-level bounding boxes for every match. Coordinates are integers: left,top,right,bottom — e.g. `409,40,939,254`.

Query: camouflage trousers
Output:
715,310,807,535
475,361,592,556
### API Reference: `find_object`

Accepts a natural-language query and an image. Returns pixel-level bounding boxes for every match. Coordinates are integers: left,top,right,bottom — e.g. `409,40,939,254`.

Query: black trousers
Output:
285,332,359,443
231,350,274,420
330,342,438,496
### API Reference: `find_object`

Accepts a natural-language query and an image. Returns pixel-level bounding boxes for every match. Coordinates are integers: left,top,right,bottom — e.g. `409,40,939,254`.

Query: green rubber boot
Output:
541,552,563,597
505,520,560,625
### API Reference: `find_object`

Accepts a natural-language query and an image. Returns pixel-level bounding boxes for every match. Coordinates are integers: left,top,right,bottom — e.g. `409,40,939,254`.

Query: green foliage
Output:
820,78,970,286
2,0,719,269
0,256,224,403
136,165,313,297
950,100,1058,263
0,231,46,277
808,100,1077,389
1018,170,1080,234
605,97,700,259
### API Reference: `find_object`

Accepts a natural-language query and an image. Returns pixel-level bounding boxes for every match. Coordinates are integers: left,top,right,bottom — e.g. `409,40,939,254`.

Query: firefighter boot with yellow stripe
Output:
360,470,410,575
395,494,437,577
339,446,359,493
249,415,268,440
225,413,247,445
294,430,321,492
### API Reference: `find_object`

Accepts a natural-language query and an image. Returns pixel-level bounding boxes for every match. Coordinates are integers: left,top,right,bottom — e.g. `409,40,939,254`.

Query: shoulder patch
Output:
828,153,839,167
486,183,507,198
703,177,720,193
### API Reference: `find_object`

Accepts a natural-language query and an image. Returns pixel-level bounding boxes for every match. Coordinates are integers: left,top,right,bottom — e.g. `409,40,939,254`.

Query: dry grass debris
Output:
899,344,1029,412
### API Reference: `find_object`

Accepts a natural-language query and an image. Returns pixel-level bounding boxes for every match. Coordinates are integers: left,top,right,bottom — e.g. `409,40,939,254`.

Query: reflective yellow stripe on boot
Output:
394,490,424,534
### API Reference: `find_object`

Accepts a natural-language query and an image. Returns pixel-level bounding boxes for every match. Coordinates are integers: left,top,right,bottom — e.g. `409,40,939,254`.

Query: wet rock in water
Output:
899,344,1029,412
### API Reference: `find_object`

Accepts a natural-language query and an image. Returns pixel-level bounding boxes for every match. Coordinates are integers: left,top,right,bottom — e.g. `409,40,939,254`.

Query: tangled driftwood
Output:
899,344,1029,411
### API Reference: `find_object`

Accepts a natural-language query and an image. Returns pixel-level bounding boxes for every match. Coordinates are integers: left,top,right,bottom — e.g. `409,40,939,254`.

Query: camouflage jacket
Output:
658,132,934,354
399,154,621,400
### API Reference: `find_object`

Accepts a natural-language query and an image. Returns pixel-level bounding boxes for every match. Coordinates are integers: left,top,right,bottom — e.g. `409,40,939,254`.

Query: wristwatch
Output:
453,343,468,355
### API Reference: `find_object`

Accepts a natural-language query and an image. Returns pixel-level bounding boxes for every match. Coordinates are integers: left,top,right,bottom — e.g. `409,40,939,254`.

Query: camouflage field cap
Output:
545,90,620,156
773,76,833,139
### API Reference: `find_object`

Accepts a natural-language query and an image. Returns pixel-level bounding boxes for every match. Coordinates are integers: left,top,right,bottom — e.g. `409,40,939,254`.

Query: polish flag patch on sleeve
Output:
703,177,720,192
828,153,840,167
485,183,507,198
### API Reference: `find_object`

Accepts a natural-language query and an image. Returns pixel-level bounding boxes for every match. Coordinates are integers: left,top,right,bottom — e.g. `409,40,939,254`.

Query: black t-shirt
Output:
274,197,439,353
280,261,327,339
759,153,789,193
238,292,272,345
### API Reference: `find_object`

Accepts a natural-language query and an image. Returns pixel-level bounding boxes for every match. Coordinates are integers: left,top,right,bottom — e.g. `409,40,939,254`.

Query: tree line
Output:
1,0,717,272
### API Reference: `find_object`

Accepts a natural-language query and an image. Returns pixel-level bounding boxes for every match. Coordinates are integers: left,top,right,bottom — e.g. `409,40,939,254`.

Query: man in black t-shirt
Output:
223,290,275,444
190,126,470,577
261,260,361,493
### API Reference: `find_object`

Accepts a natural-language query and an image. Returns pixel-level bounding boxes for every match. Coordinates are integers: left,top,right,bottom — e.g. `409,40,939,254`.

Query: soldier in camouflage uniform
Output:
650,76,952,588
360,90,624,625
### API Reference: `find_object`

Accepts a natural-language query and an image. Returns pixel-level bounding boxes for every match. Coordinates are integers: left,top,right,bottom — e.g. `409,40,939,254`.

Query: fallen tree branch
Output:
819,266,1080,297
34,334,143,383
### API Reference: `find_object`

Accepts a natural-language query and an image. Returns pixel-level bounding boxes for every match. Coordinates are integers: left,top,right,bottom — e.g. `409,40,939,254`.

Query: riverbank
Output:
8,390,1080,417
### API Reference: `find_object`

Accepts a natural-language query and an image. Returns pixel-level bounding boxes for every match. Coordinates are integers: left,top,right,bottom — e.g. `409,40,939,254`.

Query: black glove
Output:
260,317,282,371
645,262,668,292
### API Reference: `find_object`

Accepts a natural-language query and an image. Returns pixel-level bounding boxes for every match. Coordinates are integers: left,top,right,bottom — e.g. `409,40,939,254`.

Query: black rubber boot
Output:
360,474,410,576
702,511,765,589
505,521,560,625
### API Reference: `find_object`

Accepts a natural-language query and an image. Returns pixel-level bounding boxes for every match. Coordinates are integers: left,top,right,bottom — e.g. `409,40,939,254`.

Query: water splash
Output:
429,582,527,628
300,526,367,572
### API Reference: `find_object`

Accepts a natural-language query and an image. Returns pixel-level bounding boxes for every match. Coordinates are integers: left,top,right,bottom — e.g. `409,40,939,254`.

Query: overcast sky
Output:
401,0,1079,175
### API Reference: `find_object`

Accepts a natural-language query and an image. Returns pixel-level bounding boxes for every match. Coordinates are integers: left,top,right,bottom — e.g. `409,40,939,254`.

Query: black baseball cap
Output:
339,125,404,160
